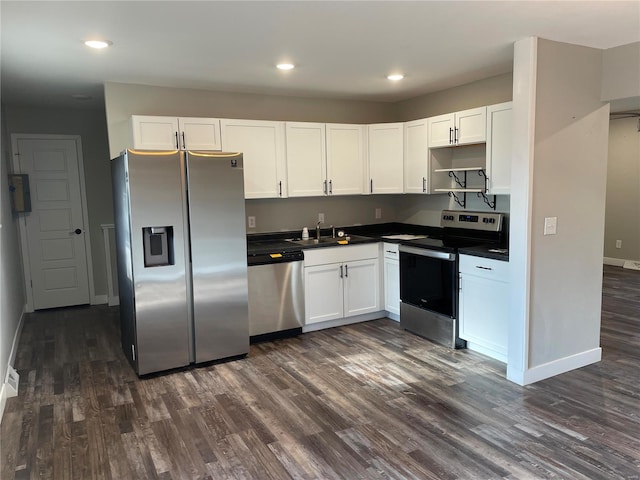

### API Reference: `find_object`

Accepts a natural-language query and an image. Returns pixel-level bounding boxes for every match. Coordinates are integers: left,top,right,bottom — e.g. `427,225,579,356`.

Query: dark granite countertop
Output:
458,245,510,261
247,223,509,259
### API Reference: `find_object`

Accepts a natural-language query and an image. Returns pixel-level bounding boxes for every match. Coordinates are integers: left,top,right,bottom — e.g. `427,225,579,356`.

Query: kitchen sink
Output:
287,235,372,246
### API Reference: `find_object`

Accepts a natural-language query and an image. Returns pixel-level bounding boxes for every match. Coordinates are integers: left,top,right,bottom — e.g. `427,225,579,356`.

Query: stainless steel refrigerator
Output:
112,149,249,375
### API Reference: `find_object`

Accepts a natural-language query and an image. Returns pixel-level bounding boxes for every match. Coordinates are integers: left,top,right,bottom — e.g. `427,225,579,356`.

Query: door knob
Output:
73,228,82,235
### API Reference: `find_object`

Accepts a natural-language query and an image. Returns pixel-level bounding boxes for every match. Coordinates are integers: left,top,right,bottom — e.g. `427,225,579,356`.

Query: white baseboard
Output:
509,347,602,386
386,311,400,322
603,257,626,266
302,311,386,333
0,308,25,423
91,294,108,305
108,295,120,307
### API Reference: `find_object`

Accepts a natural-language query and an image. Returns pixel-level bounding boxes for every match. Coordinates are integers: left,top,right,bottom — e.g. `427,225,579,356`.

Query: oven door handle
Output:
399,245,456,261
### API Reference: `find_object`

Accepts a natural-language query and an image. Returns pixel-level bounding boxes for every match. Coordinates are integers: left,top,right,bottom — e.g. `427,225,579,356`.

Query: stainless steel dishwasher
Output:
247,249,304,341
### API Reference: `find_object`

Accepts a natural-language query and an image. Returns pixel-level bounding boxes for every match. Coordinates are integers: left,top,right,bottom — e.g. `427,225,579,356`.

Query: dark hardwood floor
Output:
2,265,639,479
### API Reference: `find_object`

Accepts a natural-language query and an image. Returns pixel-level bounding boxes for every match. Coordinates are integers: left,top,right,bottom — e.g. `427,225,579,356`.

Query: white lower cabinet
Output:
304,263,345,324
343,259,380,317
459,254,509,362
382,243,400,319
303,244,381,327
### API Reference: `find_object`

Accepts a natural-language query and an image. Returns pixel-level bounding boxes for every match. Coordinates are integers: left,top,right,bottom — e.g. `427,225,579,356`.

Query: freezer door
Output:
127,150,190,374
186,151,249,362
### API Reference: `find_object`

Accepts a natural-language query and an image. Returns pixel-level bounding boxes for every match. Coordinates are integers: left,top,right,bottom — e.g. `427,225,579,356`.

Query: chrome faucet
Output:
316,221,322,240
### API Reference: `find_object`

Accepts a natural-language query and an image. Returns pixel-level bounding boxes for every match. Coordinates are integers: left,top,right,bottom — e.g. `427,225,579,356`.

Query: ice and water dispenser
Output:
143,226,174,267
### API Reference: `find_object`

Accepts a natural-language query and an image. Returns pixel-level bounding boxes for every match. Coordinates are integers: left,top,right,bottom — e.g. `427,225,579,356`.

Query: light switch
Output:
248,216,256,228
544,216,557,235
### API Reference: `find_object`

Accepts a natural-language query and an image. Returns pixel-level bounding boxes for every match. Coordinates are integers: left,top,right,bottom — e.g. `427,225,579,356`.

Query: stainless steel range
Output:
399,210,504,348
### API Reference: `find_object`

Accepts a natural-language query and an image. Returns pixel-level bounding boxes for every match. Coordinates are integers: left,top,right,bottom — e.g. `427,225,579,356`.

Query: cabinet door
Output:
427,113,454,148
383,257,400,317
178,117,222,150
131,115,180,150
304,264,343,324
221,119,287,199
486,102,512,195
459,273,508,361
404,118,429,193
326,124,365,195
368,123,404,194
286,122,326,197
455,107,486,146
343,258,380,317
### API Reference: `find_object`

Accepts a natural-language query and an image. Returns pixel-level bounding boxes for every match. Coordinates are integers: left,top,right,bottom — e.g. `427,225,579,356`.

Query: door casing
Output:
10,134,97,312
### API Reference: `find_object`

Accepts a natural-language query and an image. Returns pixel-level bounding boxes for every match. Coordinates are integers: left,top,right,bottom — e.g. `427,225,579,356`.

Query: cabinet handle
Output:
175,132,179,149
345,265,348,277
323,180,327,195
385,250,396,254
475,265,492,270
181,132,186,149
449,128,453,145
370,179,373,193
329,180,332,194
279,181,282,197
454,127,459,144
422,176,426,193
339,265,344,278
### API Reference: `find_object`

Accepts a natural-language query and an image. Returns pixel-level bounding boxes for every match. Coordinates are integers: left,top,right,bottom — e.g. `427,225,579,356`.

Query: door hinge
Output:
30,279,33,288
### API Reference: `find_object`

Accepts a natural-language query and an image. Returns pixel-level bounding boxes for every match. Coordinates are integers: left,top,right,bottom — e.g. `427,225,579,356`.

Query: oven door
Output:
399,246,456,318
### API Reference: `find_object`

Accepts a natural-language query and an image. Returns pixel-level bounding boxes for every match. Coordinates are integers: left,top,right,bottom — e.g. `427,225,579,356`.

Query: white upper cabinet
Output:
404,118,429,194
486,102,513,195
179,117,222,150
326,124,366,195
286,122,365,197
427,113,454,148
220,119,287,199
428,107,486,148
286,122,327,197
368,123,404,194
131,115,222,150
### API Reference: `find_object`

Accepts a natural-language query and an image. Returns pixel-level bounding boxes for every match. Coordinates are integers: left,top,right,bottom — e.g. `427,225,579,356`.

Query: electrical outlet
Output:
616,240,622,249
248,216,256,228
375,207,382,219
318,213,325,223
543,216,557,235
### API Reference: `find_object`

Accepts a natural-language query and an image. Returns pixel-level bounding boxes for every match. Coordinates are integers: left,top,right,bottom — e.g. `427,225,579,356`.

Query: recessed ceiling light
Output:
277,63,295,71
387,74,405,81
84,40,112,49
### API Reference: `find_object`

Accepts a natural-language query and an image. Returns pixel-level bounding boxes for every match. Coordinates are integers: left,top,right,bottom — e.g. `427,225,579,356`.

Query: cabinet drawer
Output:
459,254,509,280
383,242,399,259
303,243,379,267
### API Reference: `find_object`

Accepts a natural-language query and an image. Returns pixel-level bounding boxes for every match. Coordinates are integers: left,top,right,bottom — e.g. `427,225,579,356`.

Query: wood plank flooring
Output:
1,265,639,479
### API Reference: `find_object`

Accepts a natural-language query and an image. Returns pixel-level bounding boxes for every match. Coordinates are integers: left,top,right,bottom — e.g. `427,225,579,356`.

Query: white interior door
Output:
16,137,90,310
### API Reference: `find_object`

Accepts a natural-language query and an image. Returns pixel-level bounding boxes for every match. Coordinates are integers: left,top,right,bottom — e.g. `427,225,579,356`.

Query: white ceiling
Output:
1,1,639,110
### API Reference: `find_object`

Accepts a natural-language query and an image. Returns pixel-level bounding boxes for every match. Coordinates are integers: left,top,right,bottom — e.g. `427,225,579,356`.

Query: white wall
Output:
394,72,513,122
1,105,26,419
601,42,640,111
604,116,640,262
508,37,609,385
